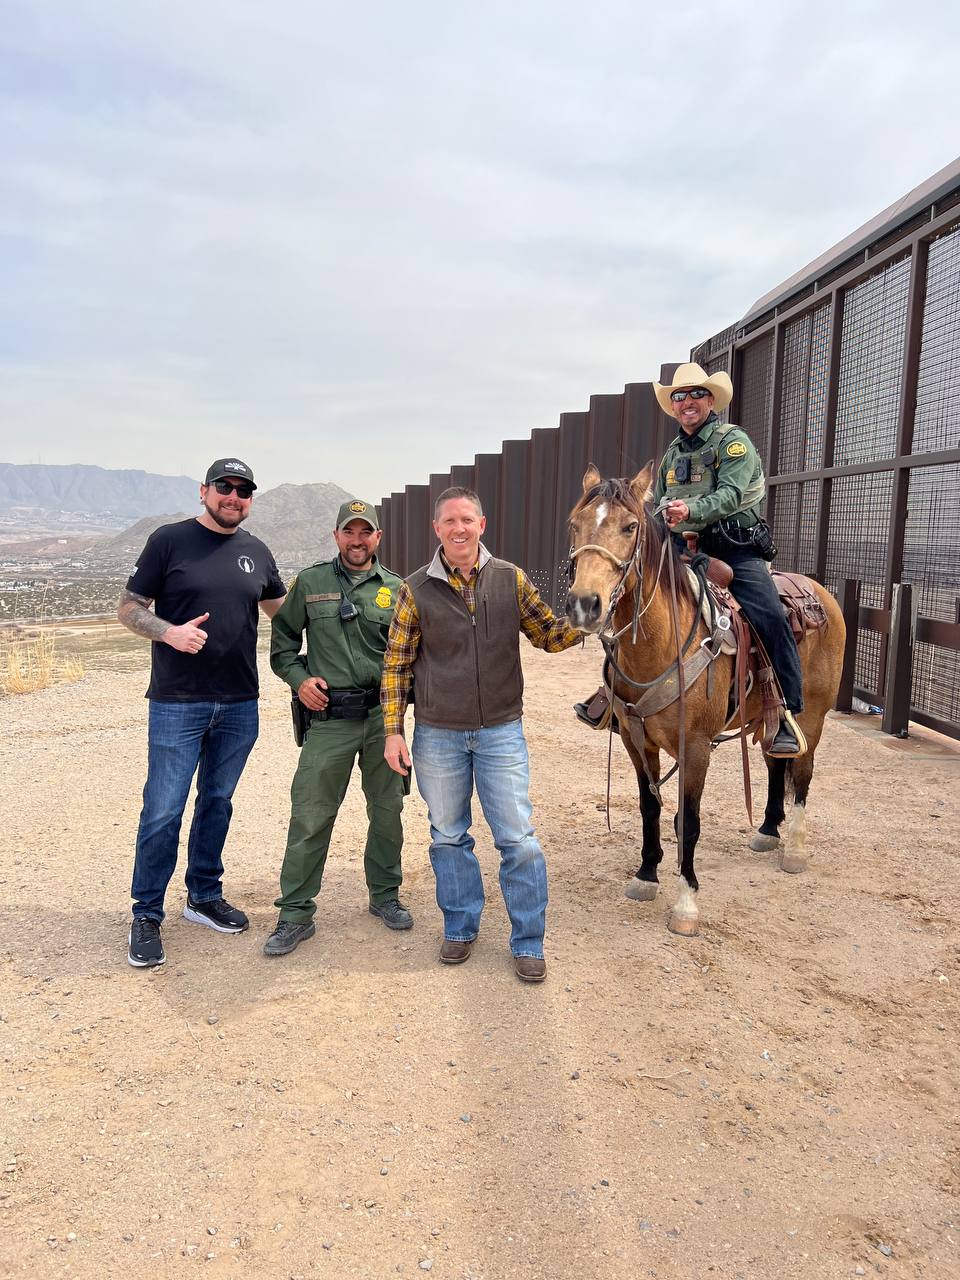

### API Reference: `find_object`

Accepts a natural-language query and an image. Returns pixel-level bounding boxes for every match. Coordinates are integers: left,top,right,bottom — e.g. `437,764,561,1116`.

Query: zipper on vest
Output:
472,613,485,726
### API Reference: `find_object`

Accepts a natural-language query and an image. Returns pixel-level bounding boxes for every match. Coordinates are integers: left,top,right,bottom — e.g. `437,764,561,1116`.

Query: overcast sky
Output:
2,0,959,500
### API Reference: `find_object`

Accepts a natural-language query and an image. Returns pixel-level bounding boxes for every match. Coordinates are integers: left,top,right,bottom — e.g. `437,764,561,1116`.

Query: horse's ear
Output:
630,461,655,505
582,463,601,493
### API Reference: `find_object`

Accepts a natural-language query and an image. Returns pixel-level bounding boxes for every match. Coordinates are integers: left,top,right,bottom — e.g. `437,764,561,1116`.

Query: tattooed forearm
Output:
117,589,173,642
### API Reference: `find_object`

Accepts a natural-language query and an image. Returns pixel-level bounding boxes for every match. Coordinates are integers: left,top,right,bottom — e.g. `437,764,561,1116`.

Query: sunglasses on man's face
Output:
211,480,254,498
670,388,711,403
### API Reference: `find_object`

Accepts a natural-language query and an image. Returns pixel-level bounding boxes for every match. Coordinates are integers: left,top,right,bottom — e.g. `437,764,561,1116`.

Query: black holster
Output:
703,517,777,562
291,694,311,747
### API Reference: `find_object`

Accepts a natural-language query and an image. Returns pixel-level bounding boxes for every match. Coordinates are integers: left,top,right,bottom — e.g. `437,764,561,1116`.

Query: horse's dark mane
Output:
572,477,695,606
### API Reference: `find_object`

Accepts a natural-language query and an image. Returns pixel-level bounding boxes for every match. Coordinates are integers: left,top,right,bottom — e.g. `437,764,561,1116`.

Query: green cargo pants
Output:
275,707,405,921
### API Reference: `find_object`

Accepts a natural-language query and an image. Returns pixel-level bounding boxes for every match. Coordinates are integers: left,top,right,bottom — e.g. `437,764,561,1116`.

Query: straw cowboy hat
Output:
654,362,733,415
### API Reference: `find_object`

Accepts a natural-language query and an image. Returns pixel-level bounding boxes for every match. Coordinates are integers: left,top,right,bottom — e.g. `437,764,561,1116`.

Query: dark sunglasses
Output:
211,480,254,498
670,388,711,403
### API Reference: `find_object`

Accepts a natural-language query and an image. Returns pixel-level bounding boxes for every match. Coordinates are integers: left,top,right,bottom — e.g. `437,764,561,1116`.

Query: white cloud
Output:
1,0,959,497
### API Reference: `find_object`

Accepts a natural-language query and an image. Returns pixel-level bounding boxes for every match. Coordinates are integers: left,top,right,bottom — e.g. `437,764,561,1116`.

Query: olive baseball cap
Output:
336,498,379,531
204,458,257,489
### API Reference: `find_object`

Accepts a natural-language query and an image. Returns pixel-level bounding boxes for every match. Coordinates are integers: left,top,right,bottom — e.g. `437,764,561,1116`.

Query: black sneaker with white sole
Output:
183,896,249,933
128,917,165,968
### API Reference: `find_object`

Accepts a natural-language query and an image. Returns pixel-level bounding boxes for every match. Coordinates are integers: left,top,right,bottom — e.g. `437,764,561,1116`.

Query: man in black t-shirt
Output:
118,458,286,969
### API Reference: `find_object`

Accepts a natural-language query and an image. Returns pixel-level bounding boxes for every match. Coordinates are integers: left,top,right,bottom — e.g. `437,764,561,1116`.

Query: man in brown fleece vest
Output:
381,487,580,982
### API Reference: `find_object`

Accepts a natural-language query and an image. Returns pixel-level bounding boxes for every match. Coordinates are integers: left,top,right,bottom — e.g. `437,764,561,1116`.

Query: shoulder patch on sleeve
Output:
726,441,747,458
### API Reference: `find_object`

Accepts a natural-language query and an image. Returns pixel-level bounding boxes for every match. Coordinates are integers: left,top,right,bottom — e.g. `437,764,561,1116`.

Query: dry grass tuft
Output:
0,628,85,696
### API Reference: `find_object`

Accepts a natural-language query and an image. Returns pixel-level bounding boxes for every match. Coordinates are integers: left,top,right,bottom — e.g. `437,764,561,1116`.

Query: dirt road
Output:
1,644,958,1279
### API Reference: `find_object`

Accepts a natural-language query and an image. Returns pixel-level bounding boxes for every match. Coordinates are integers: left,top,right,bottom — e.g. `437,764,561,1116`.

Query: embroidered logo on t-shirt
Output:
238,556,255,573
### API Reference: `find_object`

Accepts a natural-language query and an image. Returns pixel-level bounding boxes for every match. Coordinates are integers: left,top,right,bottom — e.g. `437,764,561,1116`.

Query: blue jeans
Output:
131,699,259,921
411,719,548,959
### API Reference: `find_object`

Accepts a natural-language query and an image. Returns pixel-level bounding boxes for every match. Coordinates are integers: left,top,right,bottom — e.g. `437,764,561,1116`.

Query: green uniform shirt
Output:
653,414,766,533
271,556,403,692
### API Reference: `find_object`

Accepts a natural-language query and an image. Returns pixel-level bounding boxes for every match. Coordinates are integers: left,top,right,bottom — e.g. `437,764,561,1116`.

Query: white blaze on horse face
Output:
594,502,608,528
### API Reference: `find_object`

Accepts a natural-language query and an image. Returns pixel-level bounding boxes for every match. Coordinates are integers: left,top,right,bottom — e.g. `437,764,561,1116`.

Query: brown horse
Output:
566,464,845,936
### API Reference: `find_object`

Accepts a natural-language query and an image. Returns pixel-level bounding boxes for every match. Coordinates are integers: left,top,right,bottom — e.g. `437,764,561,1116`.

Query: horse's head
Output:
565,462,654,633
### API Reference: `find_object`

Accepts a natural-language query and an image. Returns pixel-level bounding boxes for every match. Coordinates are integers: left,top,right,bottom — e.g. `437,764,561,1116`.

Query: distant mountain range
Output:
0,464,357,575
0,463,201,523
79,482,353,570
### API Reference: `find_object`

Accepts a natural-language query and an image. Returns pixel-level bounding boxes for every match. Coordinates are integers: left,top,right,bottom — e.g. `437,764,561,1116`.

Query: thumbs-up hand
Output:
163,612,210,654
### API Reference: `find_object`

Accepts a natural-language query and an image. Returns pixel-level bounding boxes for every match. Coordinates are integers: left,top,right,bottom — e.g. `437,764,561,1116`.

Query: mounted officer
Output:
654,362,805,756
576,361,805,757
264,498,411,955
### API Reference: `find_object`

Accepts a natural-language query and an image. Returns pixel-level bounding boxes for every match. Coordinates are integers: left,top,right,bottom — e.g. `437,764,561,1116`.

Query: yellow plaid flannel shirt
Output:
381,558,580,735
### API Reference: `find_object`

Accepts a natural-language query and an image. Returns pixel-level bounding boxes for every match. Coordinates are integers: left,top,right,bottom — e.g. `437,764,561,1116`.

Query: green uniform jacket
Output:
271,556,403,692
653,415,766,534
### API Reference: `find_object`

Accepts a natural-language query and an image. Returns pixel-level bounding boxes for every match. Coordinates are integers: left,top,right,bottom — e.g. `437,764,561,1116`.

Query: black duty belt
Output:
699,513,776,562
311,687,380,722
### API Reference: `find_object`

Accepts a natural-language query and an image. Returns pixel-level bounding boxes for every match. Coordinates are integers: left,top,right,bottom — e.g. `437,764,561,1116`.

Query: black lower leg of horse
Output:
673,790,702,893
759,758,787,838
636,768,664,883
791,754,815,808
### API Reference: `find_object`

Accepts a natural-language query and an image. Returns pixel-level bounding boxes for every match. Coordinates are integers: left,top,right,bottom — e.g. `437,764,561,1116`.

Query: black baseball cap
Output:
204,458,257,490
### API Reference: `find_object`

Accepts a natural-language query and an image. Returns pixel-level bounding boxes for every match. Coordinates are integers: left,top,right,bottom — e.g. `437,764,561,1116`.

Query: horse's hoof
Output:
667,912,699,937
749,833,781,853
779,850,806,874
625,877,658,901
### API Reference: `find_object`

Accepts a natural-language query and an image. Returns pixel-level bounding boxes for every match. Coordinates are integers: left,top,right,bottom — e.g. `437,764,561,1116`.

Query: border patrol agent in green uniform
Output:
653,363,805,757
264,499,411,955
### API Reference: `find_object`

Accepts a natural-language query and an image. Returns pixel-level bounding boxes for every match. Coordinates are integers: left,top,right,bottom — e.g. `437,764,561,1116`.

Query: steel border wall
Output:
377,168,960,740
691,186,960,740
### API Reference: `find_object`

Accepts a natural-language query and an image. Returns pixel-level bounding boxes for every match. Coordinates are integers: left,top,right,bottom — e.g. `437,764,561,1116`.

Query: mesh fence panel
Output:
770,480,819,576
903,462,960,722
797,480,821,576
824,470,893,693
805,305,832,471
824,472,892,605
914,224,960,455
775,304,831,474
771,482,798,568
777,318,809,474
834,257,910,466
737,334,774,465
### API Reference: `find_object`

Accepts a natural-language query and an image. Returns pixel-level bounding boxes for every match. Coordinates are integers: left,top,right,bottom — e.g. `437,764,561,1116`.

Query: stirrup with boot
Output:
767,709,807,759
574,685,617,732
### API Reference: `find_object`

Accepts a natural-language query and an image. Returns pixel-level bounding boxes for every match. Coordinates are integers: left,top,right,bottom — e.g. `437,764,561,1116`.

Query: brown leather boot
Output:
439,939,473,965
574,686,615,731
514,955,546,983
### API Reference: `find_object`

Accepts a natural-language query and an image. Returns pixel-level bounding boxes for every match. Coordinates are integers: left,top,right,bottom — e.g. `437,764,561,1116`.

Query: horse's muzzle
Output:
566,590,603,632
